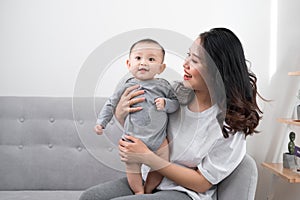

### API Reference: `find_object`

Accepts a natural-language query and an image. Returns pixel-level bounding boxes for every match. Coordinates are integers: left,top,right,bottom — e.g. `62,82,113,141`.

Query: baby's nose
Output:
140,59,147,66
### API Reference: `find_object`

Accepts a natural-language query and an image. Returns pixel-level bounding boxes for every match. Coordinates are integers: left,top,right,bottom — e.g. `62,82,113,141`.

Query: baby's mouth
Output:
138,67,149,71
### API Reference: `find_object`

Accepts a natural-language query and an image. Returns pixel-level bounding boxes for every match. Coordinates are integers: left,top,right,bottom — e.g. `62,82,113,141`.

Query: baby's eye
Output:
149,58,155,62
135,56,141,60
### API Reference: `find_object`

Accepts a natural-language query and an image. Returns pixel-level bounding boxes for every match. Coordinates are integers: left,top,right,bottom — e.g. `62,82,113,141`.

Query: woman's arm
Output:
119,135,212,193
148,152,212,193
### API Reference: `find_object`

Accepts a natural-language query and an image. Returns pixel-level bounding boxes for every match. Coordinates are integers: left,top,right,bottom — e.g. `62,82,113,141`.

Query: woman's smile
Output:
184,69,192,80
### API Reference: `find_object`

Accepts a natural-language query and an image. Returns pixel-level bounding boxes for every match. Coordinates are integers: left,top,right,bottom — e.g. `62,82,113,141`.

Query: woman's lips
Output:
184,75,191,80
184,70,192,80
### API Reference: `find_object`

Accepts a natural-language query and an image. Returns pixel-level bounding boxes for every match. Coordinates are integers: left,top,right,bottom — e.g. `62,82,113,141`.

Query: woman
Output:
80,28,262,200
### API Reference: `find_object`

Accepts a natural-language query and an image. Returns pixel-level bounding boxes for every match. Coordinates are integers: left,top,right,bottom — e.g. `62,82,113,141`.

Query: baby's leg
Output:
126,163,144,195
144,138,169,194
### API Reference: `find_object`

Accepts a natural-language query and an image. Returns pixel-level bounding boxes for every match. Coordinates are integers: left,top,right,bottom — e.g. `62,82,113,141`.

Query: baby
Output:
95,39,179,194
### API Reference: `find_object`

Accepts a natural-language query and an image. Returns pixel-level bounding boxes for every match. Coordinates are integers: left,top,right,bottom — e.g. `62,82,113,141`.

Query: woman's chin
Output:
182,80,193,89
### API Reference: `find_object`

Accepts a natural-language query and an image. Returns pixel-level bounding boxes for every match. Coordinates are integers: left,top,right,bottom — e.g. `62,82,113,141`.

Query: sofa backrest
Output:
0,96,258,198
0,97,124,190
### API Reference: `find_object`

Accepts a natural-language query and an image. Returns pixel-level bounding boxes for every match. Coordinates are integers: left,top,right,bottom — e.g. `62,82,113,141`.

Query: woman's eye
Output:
192,59,198,63
186,53,198,63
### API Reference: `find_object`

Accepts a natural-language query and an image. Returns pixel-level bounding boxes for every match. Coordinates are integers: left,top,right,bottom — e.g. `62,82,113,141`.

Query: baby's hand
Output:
155,98,165,111
94,125,104,135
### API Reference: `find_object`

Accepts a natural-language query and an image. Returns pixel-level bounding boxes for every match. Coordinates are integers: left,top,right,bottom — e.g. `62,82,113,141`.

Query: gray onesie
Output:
97,77,179,151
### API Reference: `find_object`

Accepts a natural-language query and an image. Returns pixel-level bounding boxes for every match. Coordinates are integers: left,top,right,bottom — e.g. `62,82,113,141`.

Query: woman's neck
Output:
188,90,212,112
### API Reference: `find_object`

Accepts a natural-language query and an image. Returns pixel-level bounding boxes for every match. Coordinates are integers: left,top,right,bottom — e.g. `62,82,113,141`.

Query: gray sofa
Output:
0,97,258,200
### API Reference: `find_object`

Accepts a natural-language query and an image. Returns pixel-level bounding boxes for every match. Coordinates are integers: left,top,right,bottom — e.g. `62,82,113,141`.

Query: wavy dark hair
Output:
200,28,263,138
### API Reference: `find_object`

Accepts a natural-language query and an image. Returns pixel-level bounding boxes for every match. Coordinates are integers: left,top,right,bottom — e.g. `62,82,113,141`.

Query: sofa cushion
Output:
0,191,82,200
0,97,125,190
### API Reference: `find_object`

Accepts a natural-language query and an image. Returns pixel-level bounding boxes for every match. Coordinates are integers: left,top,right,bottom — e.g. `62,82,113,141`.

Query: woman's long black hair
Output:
200,28,262,137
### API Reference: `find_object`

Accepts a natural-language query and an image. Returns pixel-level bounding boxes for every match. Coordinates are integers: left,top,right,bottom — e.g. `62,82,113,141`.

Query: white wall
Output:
0,0,270,97
252,0,300,200
5,0,300,199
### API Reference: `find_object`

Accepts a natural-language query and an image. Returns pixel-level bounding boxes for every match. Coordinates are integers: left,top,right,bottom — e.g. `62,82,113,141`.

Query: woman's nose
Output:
183,60,190,69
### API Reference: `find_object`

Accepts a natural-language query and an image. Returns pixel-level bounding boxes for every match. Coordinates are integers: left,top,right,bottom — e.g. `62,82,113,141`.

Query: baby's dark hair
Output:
129,39,165,62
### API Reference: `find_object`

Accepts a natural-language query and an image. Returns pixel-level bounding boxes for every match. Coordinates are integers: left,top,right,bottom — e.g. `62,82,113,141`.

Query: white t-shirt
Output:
155,104,246,200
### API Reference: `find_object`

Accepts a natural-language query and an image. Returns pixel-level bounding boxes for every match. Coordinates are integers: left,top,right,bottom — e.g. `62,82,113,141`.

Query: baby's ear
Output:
126,59,131,69
158,64,166,74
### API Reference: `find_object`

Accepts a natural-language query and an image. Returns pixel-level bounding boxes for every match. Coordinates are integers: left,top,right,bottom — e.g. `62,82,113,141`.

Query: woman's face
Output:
182,38,208,92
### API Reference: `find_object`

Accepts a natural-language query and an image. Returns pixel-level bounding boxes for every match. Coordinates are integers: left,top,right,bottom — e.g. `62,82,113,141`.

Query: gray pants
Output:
79,177,191,200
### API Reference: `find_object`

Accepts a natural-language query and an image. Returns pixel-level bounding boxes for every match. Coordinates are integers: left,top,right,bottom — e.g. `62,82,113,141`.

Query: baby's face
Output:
127,42,165,81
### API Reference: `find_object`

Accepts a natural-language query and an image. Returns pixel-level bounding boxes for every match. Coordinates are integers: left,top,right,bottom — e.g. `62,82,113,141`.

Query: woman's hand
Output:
119,135,153,164
115,85,145,126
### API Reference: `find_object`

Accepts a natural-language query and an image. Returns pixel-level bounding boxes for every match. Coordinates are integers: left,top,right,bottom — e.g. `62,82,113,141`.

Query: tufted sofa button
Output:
49,117,55,123
108,147,113,152
79,120,84,125
18,145,23,149
19,117,25,123
48,144,53,149
77,147,83,152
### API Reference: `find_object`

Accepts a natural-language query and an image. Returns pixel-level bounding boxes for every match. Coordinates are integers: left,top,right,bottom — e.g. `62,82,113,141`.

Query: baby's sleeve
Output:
96,82,130,127
96,97,116,128
164,98,179,113
161,79,179,113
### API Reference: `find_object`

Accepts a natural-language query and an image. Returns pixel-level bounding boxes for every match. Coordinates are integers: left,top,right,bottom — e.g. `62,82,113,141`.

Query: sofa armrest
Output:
217,154,258,200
